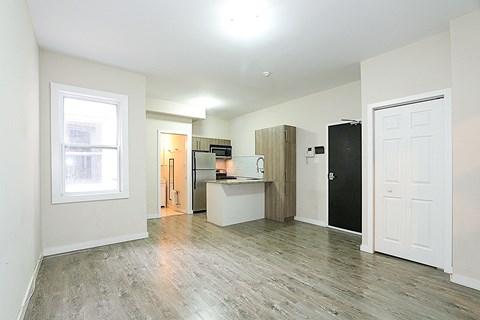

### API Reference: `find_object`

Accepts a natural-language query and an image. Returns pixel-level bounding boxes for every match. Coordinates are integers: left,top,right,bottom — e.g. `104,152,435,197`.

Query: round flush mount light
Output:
263,71,271,77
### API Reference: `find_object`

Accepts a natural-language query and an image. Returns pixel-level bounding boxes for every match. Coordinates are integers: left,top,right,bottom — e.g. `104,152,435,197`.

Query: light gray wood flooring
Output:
25,214,480,319
160,207,184,218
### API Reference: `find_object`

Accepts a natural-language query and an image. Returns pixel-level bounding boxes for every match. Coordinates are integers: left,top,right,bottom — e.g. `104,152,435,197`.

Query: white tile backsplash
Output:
226,156,264,179
216,159,227,171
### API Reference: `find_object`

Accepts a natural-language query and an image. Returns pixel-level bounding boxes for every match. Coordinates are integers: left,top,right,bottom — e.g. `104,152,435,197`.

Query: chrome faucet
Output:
256,157,265,173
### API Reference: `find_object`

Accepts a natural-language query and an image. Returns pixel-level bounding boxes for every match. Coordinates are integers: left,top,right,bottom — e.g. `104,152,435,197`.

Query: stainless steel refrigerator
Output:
192,151,216,212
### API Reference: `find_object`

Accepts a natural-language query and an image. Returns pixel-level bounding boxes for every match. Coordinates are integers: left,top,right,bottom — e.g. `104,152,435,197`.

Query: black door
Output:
328,123,362,232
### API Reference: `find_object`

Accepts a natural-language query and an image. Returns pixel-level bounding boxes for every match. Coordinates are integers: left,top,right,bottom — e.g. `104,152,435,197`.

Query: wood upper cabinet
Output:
192,136,231,151
255,125,296,222
192,137,206,151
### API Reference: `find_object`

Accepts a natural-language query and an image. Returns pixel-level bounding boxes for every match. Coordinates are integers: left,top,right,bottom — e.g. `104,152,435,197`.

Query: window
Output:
51,83,129,203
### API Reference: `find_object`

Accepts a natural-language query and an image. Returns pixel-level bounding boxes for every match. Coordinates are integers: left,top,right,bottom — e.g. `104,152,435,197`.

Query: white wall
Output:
147,97,206,119
193,116,231,139
40,51,148,254
0,1,41,319
146,113,193,217
450,10,480,287
360,32,452,251
229,81,361,224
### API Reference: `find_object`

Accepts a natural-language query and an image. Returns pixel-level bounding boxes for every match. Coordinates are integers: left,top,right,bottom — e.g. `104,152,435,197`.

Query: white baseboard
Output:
360,244,374,253
294,216,327,227
147,213,160,220
17,253,43,320
43,232,149,256
451,274,480,291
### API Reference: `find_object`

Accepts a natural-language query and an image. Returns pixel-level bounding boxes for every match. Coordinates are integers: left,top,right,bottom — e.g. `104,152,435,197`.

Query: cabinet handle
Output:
284,129,288,142
285,170,287,181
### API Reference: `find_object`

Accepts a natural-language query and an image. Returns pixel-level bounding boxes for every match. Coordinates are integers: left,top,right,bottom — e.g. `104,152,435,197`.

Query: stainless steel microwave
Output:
210,144,232,159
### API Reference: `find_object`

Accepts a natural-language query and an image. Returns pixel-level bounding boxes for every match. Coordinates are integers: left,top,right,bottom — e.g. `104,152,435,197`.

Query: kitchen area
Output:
190,124,296,227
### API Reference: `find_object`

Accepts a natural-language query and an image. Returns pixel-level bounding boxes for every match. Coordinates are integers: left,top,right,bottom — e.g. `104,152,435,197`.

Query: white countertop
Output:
206,178,272,185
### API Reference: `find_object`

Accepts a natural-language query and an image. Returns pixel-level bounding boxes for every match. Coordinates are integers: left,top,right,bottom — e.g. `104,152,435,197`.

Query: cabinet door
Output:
285,182,296,219
255,129,266,155
199,137,210,151
285,126,296,182
284,125,295,144
265,127,284,181
265,180,285,222
221,139,231,146
257,125,296,222
192,137,200,150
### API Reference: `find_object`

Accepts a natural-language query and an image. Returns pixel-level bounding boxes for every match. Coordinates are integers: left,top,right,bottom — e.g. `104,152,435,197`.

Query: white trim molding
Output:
360,244,374,254
294,216,327,227
451,274,480,291
157,129,193,215
364,88,453,274
43,232,148,256
147,213,160,220
16,254,43,320
50,82,130,204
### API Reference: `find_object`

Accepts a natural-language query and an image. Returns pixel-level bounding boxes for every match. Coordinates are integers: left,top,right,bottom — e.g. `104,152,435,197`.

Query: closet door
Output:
374,99,445,268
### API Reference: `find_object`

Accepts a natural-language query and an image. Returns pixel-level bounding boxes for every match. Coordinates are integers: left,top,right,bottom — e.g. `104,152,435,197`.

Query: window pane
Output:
64,147,119,193
63,97,117,145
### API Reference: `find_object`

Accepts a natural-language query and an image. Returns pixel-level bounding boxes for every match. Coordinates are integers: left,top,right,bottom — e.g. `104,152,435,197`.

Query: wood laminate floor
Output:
160,207,184,218
25,214,480,319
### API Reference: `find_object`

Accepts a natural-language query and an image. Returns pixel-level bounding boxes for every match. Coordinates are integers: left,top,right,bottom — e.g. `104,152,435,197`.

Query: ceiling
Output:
27,0,480,119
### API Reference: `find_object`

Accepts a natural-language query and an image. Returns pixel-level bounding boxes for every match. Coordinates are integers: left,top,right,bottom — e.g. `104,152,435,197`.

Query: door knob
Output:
387,188,392,193
328,172,335,181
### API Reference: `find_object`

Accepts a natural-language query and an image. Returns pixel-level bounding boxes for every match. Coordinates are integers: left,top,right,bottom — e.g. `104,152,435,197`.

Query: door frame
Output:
363,89,452,273
156,130,192,217
326,120,362,235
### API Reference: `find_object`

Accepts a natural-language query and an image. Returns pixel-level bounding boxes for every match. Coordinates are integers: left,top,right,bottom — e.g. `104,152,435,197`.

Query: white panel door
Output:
374,99,445,268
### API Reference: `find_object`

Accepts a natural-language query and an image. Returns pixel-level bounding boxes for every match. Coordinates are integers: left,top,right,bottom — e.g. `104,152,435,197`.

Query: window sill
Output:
52,191,129,204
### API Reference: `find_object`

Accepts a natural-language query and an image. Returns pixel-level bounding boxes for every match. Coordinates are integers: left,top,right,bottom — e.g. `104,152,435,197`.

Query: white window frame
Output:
51,82,129,204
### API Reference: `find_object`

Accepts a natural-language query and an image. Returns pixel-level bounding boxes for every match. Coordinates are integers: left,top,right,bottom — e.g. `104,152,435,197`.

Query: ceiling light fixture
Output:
220,0,271,39
263,71,271,77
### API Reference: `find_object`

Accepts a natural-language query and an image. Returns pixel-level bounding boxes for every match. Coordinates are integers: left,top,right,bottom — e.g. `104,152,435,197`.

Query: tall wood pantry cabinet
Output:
255,125,296,222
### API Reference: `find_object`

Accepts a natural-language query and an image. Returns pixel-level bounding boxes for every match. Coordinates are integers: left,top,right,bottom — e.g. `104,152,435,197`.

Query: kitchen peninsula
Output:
206,179,271,227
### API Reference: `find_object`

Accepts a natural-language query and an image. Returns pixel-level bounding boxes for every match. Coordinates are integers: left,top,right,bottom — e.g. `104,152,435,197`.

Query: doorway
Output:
366,89,452,273
159,133,187,217
327,122,362,233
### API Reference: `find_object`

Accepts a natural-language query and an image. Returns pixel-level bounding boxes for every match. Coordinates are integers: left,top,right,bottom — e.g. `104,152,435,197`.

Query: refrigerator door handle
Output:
193,171,197,189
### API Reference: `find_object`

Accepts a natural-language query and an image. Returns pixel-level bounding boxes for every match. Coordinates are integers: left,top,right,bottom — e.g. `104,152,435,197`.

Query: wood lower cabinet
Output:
255,125,296,222
192,136,231,151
